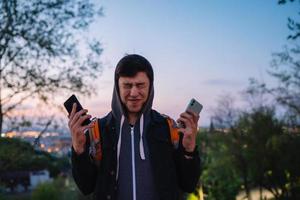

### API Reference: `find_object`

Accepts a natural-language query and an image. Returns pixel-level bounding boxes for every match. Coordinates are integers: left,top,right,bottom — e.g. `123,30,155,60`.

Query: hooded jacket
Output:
111,64,159,200
72,66,201,200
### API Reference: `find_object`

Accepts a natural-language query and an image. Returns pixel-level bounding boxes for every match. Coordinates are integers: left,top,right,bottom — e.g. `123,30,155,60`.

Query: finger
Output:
186,110,198,116
71,115,91,133
181,112,199,128
73,116,95,134
179,113,194,125
178,113,191,124
68,104,77,128
178,117,192,129
180,112,194,119
71,109,89,127
180,113,195,125
69,103,77,119
186,110,199,122
74,109,88,119
77,114,92,126
80,123,95,133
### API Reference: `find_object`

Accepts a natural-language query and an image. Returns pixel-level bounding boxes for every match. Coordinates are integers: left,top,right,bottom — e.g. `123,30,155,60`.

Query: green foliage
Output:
201,106,300,199
231,108,285,198
31,177,93,200
232,1,300,198
199,132,242,200
31,181,60,200
0,137,39,172
0,137,70,176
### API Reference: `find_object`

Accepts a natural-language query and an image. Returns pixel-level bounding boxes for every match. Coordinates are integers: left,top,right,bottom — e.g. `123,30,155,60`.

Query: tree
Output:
211,93,239,130
248,0,300,127
209,104,300,199
0,137,71,194
199,131,242,200
0,137,70,175
0,0,104,135
234,107,283,199
205,1,300,199
244,2,300,197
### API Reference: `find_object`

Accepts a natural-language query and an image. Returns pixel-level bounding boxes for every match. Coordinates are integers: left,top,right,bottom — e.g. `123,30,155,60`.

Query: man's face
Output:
118,72,150,115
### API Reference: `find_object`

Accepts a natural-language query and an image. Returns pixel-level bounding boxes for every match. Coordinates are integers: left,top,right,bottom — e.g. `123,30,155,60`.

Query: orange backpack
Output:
88,115,180,165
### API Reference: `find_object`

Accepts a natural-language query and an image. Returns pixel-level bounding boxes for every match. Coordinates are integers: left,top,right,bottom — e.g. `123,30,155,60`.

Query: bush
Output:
31,177,89,200
31,181,59,200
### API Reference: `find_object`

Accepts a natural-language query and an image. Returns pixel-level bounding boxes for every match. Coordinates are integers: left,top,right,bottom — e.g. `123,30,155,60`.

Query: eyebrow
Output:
122,81,146,85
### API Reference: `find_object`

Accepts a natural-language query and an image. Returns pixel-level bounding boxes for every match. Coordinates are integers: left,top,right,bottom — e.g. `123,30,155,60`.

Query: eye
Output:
123,83,132,89
136,83,145,89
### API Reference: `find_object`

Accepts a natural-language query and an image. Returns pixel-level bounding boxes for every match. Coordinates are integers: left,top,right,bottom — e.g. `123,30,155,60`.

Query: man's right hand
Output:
68,103,94,155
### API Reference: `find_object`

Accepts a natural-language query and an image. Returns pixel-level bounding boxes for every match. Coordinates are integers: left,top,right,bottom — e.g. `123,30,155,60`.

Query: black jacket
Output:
72,110,201,200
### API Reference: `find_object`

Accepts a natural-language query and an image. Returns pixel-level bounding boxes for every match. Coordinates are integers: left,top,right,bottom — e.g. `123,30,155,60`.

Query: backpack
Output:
88,114,180,165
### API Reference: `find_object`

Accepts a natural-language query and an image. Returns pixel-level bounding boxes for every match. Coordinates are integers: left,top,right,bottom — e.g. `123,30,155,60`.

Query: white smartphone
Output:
186,98,203,115
178,98,203,128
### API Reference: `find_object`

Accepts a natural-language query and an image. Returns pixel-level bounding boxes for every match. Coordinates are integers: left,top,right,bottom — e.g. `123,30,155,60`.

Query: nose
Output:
129,86,139,97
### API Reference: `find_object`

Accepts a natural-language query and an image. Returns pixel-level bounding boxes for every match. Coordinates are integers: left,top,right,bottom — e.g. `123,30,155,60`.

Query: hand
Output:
68,103,94,155
177,111,200,152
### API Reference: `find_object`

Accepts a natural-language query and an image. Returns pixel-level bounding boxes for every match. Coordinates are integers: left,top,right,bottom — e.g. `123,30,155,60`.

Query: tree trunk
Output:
0,69,2,137
242,166,252,200
244,179,252,200
259,186,263,200
240,156,252,200
0,97,2,137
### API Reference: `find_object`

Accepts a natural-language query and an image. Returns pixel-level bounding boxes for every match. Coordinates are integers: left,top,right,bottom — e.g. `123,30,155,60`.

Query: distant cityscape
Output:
2,129,72,156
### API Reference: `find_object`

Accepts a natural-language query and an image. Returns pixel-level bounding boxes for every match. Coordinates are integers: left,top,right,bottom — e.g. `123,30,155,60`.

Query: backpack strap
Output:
162,114,180,149
89,113,179,165
88,118,102,166
88,113,112,166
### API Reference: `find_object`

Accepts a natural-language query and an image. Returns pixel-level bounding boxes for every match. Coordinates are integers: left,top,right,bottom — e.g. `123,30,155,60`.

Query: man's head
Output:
115,54,154,115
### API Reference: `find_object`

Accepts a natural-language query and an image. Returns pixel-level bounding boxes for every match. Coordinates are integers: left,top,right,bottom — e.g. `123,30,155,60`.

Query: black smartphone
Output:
63,94,91,126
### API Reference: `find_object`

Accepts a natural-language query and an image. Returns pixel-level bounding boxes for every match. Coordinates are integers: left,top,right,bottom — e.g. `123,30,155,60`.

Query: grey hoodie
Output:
111,72,159,200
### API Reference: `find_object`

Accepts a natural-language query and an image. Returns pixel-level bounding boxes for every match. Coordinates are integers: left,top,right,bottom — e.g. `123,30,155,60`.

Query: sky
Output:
67,0,298,126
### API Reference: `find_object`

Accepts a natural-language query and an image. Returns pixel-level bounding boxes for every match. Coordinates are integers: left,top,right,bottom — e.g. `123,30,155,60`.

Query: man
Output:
68,54,201,200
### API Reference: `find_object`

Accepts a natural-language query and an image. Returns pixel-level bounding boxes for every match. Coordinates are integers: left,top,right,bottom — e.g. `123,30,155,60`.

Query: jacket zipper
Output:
130,126,137,200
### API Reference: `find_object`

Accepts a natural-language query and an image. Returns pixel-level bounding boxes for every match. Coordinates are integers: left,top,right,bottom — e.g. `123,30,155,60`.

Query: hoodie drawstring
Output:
139,114,145,160
116,115,125,180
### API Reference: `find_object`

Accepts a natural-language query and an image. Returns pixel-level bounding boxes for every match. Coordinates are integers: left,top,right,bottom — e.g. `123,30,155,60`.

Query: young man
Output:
68,54,201,200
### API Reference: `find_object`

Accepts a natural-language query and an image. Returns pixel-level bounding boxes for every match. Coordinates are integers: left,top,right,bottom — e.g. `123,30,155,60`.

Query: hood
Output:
111,63,154,180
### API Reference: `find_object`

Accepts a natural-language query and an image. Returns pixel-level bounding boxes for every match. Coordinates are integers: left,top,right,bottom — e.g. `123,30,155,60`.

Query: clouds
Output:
202,79,244,87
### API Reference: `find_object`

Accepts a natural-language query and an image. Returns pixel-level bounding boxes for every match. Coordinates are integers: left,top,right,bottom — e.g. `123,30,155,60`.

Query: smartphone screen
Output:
63,94,91,126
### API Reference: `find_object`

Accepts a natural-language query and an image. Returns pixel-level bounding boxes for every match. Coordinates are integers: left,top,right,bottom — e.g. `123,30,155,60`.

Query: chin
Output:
128,106,143,113
129,108,142,113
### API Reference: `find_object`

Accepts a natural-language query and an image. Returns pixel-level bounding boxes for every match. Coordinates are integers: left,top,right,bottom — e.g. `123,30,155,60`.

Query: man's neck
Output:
128,113,138,125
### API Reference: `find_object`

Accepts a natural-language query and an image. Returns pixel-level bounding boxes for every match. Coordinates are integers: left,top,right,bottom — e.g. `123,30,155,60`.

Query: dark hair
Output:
115,54,154,84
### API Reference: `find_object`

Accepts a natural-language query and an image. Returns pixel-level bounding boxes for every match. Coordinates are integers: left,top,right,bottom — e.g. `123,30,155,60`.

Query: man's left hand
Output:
177,111,200,152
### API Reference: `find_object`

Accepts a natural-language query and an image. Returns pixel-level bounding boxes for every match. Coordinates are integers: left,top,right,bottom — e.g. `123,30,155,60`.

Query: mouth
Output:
129,99,141,102
128,99,142,104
